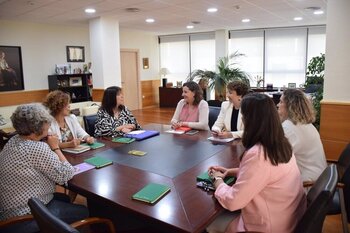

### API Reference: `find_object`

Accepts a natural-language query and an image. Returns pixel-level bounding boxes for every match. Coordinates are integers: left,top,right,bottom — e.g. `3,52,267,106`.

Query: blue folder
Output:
124,130,159,141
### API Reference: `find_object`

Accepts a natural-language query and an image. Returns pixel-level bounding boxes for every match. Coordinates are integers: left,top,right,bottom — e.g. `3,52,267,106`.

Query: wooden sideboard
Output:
159,87,182,108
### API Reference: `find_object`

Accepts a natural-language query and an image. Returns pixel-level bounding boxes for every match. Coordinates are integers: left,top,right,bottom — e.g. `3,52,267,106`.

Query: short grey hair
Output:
11,103,53,136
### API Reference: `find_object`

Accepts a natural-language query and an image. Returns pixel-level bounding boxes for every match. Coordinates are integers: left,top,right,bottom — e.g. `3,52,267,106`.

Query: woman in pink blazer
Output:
207,93,306,233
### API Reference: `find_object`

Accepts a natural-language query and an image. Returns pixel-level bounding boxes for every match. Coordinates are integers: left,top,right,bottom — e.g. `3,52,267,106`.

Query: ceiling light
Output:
186,25,194,29
242,18,250,23
294,17,303,21
85,8,96,14
207,8,218,13
145,18,155,23
314,10,324,15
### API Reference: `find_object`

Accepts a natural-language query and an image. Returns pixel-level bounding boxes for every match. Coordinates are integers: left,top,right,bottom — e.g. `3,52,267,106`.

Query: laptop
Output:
124,130,160,141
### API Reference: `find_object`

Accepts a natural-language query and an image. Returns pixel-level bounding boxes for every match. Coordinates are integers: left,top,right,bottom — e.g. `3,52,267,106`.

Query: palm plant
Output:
188,52,250,101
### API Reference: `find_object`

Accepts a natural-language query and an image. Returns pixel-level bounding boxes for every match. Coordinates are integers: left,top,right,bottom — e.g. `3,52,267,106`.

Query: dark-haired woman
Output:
207,93,306,233
171,81,209,130
211,80,249,139
94,86,141,137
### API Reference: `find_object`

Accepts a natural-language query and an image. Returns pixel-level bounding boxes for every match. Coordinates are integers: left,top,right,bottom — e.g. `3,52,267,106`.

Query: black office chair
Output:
208,106,220,129
327,143,350,233
0,215,37,233
83,114,97,137
207,100,222,107
28,197,116,233
295,164,338,233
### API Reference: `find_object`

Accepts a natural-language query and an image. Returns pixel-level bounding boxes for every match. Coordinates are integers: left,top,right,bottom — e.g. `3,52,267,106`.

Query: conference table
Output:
65,124,244,233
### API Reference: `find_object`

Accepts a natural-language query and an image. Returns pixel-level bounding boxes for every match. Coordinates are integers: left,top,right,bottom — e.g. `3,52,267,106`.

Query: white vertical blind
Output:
229,30,264,86
190,33,215,72
264,28,307,88
307,26,326,63
160,35,190,84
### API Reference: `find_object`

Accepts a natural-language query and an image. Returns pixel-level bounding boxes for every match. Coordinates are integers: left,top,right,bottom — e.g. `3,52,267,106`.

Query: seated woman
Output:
277,88,327,182
43,90,94,149
207,93,306,233
0,104,88,232
171,81,209,130
211,80,249,139
95,86,141,137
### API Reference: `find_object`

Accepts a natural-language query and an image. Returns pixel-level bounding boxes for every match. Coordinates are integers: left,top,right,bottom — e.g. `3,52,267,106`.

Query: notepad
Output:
74,162,95,175
132,183,171,204
84,156,113,169
112,137,135,144
81,142,105,149
62,145,91,154
124,130,159,141
196,171,236,185
165,126,192,135
208,136,234,143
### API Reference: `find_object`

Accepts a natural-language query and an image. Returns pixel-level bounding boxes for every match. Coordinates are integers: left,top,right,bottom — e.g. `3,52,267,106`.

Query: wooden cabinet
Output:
48,73,93,103
159,87,182,107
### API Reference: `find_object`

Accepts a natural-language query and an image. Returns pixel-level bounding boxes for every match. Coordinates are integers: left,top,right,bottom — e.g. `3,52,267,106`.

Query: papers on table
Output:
165,129,186,134
126,130,146,135
74,162,95,175
207,136,234,143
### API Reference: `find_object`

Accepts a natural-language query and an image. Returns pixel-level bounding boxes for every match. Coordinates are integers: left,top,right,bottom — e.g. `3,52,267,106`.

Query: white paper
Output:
165,129,185,134
207,136,234,143
126,130,146,135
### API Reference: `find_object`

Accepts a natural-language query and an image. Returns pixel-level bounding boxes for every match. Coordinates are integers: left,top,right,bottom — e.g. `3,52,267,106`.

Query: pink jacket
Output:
215,144,306,233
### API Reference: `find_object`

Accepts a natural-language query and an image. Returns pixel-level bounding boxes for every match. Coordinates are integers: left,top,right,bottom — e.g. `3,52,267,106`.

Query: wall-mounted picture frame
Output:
288,83,296,88
69,76,82,86
66,46,85,62
0,46,24,92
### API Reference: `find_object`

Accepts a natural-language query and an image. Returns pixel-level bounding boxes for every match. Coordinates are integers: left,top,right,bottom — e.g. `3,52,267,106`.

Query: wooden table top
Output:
66,124,244,233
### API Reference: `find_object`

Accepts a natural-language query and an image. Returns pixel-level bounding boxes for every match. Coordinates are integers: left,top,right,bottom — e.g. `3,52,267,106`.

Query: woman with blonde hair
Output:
277,88,327,182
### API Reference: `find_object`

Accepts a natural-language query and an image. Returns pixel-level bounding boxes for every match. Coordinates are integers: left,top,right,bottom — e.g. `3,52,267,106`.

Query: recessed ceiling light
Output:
145,18,155,23
294,17,303,21
242,18,250,23
85,8,96,14
207,8,218,13
187,25,194,29
314,10,324,15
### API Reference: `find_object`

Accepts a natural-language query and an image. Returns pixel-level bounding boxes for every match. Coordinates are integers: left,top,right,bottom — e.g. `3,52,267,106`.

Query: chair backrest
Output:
28,198,79,233
337,143,350,179
83,114,97,137
207,100,222,107
295,164,338,233
208,106,220,129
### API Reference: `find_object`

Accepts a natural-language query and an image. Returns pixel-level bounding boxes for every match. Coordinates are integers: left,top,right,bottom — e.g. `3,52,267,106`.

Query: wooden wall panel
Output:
141,80,160,108
320,101,350,160
0,90,49,107
92,89,104,102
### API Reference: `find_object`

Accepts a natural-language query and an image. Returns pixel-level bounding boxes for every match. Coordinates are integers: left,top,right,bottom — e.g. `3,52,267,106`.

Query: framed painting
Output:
66,46,85,62
0,46,24,92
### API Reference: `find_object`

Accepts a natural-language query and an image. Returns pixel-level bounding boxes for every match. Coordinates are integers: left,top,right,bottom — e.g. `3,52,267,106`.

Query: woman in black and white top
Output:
95,86,141,137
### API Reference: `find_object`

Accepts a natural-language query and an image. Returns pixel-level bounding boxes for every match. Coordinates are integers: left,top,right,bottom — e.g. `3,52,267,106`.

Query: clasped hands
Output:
171,121,185,129
117,124,136,133
211,130,233,139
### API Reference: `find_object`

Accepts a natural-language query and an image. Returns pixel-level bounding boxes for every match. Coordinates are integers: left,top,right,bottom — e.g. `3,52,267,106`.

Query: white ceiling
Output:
0,0,327,35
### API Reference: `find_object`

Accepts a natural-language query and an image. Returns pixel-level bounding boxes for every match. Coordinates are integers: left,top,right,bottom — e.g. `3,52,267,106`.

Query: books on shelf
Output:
84,156,113,169
132,183,171,204
165,126,192,135
208,136,234,143
62,145,91,154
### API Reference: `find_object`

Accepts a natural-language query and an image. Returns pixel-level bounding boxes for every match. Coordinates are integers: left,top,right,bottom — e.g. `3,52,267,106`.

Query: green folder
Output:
84,156,113,169
196,171,236,185
132,183,171,204
81,142,105,149
112,137,135,144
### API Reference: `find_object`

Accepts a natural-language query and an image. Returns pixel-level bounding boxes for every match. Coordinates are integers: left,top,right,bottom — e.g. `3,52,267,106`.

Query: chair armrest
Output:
327,159,338,164
303,181,314,187
0,214,33,228
71,217,116,233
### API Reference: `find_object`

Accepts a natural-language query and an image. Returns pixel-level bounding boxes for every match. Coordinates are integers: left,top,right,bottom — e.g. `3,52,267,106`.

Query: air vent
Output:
305,6,321,11
192,21,200,24
125,8,140,13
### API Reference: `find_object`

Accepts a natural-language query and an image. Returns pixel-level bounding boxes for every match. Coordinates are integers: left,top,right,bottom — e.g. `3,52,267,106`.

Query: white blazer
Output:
49,114,89,142
211,101,244,139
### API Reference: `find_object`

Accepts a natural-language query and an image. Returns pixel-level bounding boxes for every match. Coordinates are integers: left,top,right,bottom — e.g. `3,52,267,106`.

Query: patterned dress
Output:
94,107,142,137
0,135,74,220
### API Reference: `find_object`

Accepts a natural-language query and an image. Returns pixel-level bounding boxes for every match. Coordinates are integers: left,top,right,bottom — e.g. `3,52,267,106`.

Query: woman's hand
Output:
208,166,229,178
69,138,81,147
124,124,136,130
171,121,182,129
85,136,95,144
121,127,132,133
217,131,233,139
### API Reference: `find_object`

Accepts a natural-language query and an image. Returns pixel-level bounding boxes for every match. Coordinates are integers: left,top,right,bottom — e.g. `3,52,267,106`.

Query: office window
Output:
307,26,326,63
159,33,215,84
229,30,264,86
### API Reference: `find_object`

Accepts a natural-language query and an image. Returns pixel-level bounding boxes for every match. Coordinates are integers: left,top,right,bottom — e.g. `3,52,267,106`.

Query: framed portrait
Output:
66,46,85,62
69,76,82,86
0,46,24,92
288,83,297,88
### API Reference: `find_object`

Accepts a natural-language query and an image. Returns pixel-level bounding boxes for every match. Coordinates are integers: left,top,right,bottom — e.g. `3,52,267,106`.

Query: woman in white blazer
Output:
211,80,249,139
43,90,94,149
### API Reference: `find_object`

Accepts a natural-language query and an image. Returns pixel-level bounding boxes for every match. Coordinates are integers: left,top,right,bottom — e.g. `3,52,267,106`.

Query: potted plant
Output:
304,53,325,130
188,52,250,102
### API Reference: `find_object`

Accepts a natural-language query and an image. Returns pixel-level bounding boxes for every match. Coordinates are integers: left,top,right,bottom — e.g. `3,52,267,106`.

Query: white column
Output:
323,0,350,101
215,29,229,69
89,17,121,89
